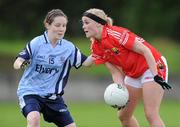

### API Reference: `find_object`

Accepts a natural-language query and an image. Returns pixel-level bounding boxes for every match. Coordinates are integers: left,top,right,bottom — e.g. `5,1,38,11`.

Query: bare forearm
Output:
111,72,124,85
143,49,158,76
82,55,93,67
133,40,158,76
105,62,124,85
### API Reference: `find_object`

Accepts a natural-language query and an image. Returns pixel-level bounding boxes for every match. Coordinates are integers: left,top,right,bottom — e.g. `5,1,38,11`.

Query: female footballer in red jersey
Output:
81,8,172,127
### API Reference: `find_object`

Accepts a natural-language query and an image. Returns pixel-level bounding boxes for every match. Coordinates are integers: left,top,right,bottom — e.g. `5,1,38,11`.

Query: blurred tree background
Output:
0,0,180,41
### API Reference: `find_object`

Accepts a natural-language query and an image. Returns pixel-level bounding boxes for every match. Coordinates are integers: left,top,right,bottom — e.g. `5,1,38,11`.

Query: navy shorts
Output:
19,95,74,127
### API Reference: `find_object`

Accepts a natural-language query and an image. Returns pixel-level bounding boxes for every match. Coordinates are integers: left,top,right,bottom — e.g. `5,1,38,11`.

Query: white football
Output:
104,83,129,108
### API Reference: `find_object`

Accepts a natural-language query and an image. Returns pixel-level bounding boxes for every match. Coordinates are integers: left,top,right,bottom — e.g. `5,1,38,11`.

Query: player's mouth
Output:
57,33,64,36
84,30,89,34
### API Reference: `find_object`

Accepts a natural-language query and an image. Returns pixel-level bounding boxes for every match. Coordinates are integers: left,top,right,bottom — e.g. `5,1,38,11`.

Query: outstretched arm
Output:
82,55,94,67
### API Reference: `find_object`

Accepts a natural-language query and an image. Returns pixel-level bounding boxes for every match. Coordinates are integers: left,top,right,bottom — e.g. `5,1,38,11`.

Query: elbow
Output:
142,48,152,57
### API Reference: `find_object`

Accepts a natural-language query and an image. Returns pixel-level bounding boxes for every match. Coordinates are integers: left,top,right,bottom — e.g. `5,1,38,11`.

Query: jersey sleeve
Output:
17,42,32,60
17,37,39,60
108,26,136,50
118,31,136,50
70,46,87,69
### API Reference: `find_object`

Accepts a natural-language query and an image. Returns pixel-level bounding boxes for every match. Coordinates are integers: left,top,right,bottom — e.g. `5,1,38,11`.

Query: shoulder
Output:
106,26,137,43
105,25,129,35
29,34,45,46
103,25,128,40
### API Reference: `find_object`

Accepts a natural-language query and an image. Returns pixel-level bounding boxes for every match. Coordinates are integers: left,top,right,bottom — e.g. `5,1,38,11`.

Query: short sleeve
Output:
70,46,87,69
119,31,136,50
17,42,31,60
105,26,136,50
17,37,39,60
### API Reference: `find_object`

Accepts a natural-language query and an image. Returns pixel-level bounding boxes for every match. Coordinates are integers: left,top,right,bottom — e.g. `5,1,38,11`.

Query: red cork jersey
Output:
91,25,162,78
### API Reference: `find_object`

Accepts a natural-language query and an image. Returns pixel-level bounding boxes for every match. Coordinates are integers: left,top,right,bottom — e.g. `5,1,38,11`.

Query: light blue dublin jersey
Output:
17,31,87,98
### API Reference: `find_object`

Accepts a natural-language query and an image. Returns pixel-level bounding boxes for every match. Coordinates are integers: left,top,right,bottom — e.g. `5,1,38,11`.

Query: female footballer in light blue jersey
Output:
13,9,92,127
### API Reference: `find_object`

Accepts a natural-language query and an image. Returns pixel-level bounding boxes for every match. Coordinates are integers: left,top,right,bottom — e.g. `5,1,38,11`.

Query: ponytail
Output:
107,17,113,26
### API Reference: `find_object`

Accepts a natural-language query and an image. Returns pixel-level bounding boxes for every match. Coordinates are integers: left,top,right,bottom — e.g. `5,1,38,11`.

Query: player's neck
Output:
94,27,103,41
47,33,61,48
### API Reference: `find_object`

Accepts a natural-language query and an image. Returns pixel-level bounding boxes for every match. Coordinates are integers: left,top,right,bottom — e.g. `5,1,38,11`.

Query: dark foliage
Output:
0,0,179,41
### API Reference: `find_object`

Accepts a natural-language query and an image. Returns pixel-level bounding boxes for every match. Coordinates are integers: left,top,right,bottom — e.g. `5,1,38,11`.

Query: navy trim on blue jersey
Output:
27,42,32,57
59,39,62,45
18,43,31,60
44,32,62,45
73,47,78,66
81,54,87,64
61,61,71,93
55,60,68,94
43,33,48,44
73,46,87,69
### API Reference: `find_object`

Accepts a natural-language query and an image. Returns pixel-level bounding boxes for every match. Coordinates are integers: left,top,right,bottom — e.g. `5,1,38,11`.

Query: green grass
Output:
0,40,26,55
0,101,179,127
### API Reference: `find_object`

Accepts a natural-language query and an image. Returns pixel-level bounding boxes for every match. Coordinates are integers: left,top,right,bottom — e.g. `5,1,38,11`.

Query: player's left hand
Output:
154,75,172,90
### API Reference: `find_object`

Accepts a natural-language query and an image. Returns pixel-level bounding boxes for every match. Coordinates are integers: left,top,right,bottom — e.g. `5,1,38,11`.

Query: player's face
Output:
46,16,67,42
82,16,100,39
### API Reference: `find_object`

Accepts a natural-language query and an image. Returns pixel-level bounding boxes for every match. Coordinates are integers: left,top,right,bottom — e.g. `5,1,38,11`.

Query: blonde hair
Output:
85,8,113,25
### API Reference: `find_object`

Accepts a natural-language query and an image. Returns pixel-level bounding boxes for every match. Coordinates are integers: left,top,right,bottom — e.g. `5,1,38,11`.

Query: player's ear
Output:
45,22,50,30
96,23,102,28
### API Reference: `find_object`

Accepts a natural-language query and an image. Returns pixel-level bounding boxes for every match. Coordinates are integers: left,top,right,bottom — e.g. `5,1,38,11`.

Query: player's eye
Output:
54,23,66,28
62,24,67,27
82,21,90,26
84,21,89,25
54,24,61,27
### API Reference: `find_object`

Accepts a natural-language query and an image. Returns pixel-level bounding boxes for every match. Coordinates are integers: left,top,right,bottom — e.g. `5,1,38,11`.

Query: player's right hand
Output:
20,60,30,69
116,100,129,110
154,75,172,90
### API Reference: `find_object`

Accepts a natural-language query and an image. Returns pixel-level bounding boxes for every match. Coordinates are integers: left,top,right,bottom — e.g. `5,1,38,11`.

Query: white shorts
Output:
124,56,168,88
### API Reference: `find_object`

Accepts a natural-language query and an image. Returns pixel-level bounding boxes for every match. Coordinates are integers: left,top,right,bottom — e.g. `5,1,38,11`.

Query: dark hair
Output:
44,9,68,25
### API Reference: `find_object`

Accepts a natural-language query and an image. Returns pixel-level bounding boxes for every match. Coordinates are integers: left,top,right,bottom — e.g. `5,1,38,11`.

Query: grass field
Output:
0,101,179,127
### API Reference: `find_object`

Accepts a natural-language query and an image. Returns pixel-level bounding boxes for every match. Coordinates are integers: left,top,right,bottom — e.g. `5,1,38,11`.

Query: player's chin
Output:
85,33,91,38
57,35,64,39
